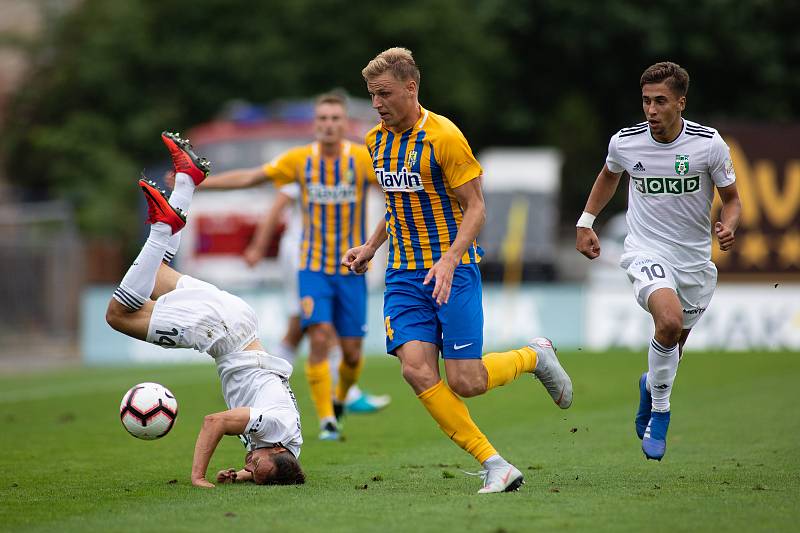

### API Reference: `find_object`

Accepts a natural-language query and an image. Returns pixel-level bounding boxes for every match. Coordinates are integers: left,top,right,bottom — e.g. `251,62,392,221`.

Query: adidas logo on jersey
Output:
632,175,700,195
632,161,646,172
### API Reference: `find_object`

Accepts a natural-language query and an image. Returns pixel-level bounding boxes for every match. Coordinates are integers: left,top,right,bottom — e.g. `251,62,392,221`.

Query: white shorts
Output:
146,275,259,357
278,237,301,317
621,252,717,329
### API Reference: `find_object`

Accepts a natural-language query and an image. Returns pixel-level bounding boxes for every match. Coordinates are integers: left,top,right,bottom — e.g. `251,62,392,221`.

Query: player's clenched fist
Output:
576,227,601,259
715,221,735,251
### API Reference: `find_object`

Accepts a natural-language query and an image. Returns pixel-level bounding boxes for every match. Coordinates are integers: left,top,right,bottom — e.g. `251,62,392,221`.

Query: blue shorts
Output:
383,263,483,359
298,270,367,338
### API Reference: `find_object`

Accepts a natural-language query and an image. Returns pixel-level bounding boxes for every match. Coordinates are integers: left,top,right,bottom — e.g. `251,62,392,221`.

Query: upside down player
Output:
106,132,304,488
576,62,741,460
343,48,573,493
199,94,385,440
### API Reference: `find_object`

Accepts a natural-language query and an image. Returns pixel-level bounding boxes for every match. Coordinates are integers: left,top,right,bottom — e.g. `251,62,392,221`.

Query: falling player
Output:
106,132,304,487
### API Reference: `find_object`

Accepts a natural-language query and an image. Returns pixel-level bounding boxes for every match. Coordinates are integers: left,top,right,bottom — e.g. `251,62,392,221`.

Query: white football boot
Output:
476,463,525,494
530,337,573,409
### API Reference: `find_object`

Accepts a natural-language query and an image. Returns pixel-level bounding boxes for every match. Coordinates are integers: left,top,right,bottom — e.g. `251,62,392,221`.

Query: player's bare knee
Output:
401,362,437,392
655,315,683,346
105,299,126,331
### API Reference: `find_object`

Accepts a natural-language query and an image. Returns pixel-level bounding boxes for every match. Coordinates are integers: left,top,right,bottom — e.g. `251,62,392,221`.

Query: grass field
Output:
1,350,798,532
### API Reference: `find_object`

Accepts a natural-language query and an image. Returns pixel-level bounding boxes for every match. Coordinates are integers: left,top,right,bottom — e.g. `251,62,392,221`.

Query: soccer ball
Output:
119,382,178,440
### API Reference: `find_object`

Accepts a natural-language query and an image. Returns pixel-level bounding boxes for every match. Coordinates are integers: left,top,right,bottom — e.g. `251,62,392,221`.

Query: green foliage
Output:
2,0,799,235
1,352,799,531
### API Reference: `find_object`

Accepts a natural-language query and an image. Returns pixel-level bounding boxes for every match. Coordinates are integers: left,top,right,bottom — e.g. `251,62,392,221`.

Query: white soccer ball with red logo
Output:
119,382,178,440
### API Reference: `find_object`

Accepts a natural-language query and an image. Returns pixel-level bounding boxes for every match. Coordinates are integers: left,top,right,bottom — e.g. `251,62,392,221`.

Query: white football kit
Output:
277,182,302,317
146,275,303,457
605,119,736,328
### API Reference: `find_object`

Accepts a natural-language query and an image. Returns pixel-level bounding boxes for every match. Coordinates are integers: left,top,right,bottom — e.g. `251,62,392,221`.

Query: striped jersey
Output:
366,106,483,270
262,141,374,275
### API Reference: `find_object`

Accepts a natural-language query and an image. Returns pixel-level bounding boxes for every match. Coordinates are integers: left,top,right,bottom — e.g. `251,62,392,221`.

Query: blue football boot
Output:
642,410,671,461
635,372,652,439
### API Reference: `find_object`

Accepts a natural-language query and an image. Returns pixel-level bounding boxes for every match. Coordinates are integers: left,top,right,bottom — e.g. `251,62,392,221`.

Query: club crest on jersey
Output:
675,155,690,176
406,150,418,169
632,175,700,195
376,167,424,192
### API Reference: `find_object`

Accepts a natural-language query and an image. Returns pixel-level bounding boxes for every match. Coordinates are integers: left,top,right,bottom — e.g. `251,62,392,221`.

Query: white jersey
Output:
606,119,736,271
216,350,303,458
146,275,303,457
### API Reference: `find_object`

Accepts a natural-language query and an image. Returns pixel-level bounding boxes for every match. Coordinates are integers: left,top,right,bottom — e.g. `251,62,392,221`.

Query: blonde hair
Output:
315,92,347,109
362,47,420,84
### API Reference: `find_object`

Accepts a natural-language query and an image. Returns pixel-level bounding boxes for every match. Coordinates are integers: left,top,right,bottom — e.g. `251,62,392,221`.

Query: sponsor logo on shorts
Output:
631,175,700,195
453,342,474,350
683,307,706,315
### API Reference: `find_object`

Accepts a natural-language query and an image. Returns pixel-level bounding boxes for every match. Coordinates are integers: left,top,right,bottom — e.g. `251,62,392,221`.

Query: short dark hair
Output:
253,450,306,486
640,62,690,96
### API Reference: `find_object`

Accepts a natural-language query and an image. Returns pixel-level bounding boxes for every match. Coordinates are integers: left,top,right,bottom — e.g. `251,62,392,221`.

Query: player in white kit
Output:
105,132,305,488
575,62,742,460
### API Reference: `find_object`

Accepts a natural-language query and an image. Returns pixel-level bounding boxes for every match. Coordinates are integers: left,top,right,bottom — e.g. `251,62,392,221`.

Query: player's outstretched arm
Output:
715,183,741,251
342,219,388,274
197,167,268,190
576,164,623,260
190,408,250,488
244,191,293,267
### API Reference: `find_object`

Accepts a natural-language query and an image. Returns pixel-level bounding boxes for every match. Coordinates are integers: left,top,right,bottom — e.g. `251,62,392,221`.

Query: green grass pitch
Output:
1,350,798,532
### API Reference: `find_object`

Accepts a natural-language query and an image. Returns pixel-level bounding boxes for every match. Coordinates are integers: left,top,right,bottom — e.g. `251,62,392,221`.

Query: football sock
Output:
417,380,497,463
336,357,364,403
483,347,537,390
482,454,510,469
648,338,679,412
163,231,181,264
271,340,298,366
305,359,335,421
113,222,171,310
168,172,195,214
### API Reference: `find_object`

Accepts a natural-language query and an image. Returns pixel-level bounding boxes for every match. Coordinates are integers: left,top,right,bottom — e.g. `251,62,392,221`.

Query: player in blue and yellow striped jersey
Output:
199,94,382,440
343,48,574,494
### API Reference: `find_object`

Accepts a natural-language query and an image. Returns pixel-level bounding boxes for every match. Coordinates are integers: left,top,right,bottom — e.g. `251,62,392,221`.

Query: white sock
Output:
345,384,362,404
168,172,195,214
482,454,509,469
648,338,679,412
113,222,171,310
271,341,298,366
164,231,182,264
328,343,343,386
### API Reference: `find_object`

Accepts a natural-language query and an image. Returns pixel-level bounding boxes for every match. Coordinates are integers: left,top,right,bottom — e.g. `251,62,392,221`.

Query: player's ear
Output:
678,95,686,112
406,79,417,96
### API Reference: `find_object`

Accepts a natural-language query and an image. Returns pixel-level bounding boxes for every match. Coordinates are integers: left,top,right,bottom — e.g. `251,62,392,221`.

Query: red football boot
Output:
161,131,211,186
139,178,186,234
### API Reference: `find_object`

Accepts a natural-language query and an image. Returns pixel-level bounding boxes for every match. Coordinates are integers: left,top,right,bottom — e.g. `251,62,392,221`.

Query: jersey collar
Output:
648,118,685,147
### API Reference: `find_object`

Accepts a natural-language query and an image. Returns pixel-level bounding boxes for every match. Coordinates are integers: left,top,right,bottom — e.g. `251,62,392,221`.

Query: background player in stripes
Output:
198,93,386,440
343,47,573,494
576,61,741,460
107,132,305,488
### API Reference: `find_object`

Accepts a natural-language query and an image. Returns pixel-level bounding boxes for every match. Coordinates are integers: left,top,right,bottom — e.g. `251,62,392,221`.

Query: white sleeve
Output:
708,133,736,187
278,182,301,201
244,407,293,447
605,134,625,173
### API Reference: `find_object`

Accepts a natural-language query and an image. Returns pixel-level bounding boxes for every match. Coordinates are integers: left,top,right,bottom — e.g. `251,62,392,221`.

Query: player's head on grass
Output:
245,447,306,485
363,47,421,132
314,92,348,147
640,61,690,142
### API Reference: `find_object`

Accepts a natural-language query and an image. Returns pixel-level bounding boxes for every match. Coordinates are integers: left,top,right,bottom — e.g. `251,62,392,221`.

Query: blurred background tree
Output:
2,0,799,241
